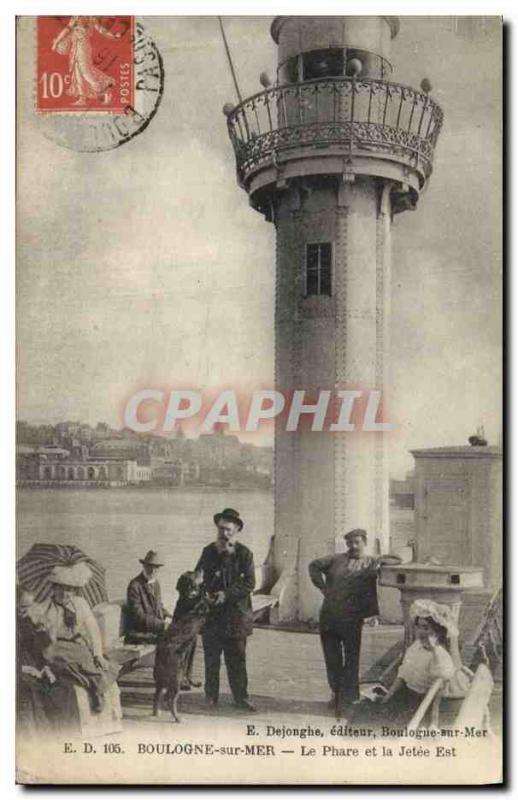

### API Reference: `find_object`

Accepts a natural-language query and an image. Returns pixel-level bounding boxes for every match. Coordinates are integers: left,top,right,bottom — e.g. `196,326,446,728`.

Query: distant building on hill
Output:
16,420,273,488
16,446,151,486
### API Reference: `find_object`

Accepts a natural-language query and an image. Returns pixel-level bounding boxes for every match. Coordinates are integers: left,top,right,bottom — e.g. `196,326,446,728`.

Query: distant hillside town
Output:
16,420,273,489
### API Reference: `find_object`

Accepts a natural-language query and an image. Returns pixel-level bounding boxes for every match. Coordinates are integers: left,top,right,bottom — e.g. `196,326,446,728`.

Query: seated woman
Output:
34,563,121,731
358,599,469,727
17,587,64,736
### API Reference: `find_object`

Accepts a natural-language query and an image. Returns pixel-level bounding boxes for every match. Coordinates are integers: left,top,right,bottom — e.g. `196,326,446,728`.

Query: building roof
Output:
411,446,502,460
90,438,147,459
16,444,37,454
37,446,70,455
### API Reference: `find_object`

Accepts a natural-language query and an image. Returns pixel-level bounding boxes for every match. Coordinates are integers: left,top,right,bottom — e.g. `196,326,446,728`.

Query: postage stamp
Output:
36,16,135,114
35,17,164,152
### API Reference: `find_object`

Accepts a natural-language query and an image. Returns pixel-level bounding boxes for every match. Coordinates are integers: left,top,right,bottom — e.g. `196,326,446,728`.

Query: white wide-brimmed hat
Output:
410,598,459,637
49,562,92,588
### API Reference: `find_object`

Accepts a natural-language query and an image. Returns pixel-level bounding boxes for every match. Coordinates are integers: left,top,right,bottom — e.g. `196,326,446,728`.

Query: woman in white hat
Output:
37,562,119,719
376,600,455,722
357,599,471,727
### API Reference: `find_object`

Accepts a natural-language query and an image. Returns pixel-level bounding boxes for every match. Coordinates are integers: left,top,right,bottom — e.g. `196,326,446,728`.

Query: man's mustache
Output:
217,537,235,549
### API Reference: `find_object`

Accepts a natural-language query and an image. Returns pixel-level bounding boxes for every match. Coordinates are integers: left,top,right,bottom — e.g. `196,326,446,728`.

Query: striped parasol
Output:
17,543,108,608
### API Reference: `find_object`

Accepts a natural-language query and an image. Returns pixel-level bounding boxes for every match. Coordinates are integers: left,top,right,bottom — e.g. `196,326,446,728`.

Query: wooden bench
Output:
407,678,445,731
93,566,278,675
252,563,278,621
406,658,495,733
93,600,156,676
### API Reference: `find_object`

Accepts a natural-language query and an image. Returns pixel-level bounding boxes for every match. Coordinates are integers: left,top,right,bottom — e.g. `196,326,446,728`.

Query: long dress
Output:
17,609,78,735
57,17,115,100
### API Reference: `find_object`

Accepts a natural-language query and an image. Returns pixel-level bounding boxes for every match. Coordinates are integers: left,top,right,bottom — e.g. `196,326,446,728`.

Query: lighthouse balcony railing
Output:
226,77,443,185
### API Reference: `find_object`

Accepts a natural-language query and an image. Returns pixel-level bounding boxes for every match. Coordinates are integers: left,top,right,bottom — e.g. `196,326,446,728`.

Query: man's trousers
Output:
202,630,248,703
320,618,363,703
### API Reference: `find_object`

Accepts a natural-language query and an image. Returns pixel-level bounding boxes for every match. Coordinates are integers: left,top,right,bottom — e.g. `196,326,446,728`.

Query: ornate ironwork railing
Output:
226,77,443,185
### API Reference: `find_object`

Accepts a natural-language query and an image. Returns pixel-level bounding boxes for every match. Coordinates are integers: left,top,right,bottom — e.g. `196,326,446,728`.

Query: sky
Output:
16,16,502,476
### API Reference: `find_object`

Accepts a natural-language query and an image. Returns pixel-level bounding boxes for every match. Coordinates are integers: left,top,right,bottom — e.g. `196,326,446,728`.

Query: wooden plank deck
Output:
119,625,403,719
117,625,502,733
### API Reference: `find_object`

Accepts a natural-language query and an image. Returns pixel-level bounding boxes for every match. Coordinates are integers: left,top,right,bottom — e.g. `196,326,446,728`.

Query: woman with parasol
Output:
34,562,120,715
18,545,121,731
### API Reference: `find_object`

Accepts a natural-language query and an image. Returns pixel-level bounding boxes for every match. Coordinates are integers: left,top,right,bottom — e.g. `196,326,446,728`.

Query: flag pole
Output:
218,16,243,105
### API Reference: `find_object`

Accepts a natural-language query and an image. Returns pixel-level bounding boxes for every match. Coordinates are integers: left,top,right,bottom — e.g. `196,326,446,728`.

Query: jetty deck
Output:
118,626,502,735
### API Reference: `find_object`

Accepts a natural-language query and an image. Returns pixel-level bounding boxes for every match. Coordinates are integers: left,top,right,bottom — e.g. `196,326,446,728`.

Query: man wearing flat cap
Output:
309,529,398,717
194,508,256,711
125,551,172,644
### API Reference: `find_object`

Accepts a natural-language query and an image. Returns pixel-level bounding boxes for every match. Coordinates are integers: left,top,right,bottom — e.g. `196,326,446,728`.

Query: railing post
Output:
242,103,251,141
395,86,404,129
297,83,303,126
367,82,373,124
407,92,418,133
265,90,273,132
279,87,288,129
382,83,390,126
417,94,428,137
252,100,261,136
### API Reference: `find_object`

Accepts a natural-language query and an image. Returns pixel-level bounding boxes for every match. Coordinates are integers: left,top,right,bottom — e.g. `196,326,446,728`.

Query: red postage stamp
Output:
36,16,135,113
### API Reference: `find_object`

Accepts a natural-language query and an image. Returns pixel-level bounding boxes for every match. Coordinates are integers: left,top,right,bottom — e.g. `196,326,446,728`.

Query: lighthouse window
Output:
305,243,332,296
302,49,344,81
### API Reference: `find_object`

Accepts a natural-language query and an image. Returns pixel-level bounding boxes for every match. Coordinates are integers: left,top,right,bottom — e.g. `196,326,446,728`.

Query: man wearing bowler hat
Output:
194,508,256,711
309,529,398,717
125,550,172,644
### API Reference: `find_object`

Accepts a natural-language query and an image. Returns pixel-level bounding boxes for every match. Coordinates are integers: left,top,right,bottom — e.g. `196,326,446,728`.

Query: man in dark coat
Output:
195,508,256,711
309,529,391,716
125,550,172,644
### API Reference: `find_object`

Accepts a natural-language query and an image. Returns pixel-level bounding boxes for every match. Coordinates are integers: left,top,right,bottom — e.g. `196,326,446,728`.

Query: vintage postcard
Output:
16,14,503,785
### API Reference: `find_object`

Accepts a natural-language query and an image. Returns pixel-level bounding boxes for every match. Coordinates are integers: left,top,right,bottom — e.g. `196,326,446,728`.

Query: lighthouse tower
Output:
225,16,443,621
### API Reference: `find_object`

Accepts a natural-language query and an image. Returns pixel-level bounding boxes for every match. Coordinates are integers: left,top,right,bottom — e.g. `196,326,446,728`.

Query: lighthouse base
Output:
272,177,393,623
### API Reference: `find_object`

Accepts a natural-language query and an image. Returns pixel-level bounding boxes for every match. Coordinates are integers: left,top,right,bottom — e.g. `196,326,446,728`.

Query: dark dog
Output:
153,571,211,722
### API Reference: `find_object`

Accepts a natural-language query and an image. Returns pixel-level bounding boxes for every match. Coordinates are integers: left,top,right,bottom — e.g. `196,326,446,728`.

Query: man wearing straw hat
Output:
125,550,172,644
